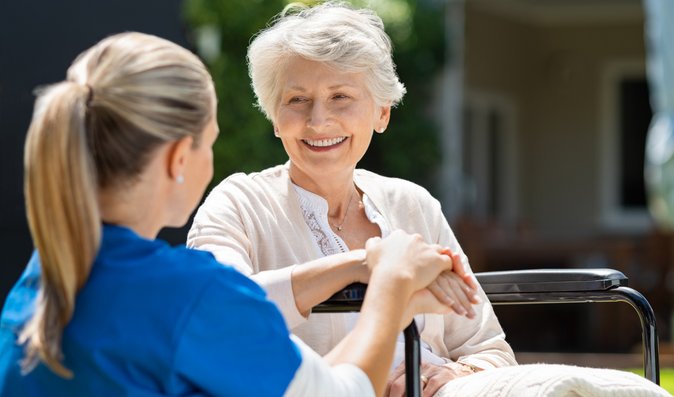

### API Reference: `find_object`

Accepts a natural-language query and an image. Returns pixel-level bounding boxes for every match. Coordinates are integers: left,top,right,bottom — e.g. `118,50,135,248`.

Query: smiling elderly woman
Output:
187,1,517,395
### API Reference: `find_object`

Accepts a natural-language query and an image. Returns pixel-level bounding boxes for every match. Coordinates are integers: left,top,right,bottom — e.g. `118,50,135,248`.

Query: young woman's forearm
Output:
290,249,368,316
323,271,414,397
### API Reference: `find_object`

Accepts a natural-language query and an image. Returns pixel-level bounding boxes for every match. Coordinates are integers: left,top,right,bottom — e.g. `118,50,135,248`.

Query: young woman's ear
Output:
167,136,193,184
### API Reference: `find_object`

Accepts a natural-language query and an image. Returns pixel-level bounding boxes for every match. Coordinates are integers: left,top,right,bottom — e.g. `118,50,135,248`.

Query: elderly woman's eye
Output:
288,96,308,104
333,94,349,100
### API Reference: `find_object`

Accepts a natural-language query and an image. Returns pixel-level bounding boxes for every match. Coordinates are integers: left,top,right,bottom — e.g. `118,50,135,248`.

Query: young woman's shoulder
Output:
166,244,267,298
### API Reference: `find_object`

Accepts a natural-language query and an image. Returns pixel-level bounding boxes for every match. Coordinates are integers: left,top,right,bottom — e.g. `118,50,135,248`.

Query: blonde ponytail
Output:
20,82,100,378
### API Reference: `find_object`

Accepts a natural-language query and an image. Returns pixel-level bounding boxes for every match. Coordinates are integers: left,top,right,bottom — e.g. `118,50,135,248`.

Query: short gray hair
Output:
247,1,406,121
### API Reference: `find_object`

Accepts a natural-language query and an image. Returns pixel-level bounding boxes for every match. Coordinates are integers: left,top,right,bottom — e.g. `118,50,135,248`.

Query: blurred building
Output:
443,0,673,353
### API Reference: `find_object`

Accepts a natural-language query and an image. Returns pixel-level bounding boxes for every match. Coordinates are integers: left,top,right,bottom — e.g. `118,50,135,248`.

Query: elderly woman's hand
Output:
441,249,479,290
386,361,478,397
427,271,478,319
427,250,479,319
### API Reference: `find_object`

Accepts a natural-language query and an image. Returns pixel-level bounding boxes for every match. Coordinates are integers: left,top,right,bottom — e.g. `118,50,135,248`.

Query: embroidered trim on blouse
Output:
292,184,388,256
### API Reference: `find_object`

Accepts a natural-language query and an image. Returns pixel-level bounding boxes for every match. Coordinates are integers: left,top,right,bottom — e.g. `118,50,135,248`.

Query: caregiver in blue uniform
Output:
0,31,473,397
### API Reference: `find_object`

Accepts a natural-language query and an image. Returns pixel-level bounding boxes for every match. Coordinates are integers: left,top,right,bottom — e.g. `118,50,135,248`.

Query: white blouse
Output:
292,184,446,370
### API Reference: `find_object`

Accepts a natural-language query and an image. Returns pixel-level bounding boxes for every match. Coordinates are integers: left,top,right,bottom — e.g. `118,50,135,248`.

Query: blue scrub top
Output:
0,224,301,396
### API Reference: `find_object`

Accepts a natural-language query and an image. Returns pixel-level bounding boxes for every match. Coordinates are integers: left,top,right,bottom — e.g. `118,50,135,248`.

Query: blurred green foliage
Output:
183,0,445,190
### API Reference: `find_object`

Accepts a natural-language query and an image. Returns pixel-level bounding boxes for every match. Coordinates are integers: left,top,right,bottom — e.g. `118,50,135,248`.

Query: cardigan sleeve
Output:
187,177,308,329
431,198,518,369
187,181,257,276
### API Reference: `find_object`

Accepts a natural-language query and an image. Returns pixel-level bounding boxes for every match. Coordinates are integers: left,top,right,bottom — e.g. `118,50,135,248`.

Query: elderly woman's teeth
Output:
304,137,346,147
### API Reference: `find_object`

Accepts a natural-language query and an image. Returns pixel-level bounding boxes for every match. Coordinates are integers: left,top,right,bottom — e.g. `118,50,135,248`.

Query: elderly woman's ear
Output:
376,104,391,134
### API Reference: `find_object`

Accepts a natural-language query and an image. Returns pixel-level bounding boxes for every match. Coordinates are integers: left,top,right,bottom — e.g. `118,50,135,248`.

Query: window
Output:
599,60,653,231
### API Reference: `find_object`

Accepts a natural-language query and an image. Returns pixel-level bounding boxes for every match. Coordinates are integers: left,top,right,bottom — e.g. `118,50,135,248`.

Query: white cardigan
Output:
188,163,517,370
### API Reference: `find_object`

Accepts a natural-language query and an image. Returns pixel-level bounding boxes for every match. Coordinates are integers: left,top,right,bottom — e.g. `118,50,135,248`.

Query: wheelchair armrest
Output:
318,269,628,302
327,282,367,301
313,282,367,313
475,268,628,294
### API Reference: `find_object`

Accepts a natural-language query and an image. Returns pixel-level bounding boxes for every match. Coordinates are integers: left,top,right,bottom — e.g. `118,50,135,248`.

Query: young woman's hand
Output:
364,231,452,293
399,288,453,330
366,233,479,319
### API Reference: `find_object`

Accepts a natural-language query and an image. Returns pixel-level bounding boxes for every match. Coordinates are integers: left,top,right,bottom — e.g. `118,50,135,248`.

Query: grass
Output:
627,368,674,394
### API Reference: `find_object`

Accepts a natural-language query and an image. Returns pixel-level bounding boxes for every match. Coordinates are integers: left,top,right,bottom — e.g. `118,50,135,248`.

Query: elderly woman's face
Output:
275,56,390,183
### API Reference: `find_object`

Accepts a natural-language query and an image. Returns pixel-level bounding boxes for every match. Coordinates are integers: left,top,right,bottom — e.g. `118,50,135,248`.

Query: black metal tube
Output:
487,286,660,384
403,320,421,397
614,287,660,385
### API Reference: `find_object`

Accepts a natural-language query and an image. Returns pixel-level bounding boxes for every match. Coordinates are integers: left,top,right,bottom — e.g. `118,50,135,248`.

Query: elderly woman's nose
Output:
306,102,331,129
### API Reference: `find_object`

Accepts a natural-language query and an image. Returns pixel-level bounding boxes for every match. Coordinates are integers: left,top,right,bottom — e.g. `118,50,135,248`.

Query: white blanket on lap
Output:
435,364,671,397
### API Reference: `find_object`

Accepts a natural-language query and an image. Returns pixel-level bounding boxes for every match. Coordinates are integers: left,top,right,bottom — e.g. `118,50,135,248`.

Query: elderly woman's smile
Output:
302,136,348,149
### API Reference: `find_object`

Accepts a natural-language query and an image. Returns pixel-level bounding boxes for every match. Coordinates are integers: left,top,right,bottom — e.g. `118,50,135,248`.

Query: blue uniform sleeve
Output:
0,252,40,332
174,267,301,397
0,252,40,397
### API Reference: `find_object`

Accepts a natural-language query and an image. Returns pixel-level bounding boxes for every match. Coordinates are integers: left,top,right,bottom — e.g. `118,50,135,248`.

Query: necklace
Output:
332,189,356,232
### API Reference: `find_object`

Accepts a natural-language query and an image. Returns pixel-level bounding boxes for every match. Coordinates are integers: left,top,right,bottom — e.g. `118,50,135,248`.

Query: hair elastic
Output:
85,84,94,106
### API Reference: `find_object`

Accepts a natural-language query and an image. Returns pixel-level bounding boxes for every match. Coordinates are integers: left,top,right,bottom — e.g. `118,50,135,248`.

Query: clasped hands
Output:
364,231,481,396
364,230,480,327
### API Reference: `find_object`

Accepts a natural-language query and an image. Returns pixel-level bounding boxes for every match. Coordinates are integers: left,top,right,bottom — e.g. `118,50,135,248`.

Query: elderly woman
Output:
188,2,516,395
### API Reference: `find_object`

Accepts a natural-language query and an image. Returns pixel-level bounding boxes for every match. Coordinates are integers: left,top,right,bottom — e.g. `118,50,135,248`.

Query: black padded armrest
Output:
319,268,628,302
317,268,628,305
313,283,367,313
327,282,367,301
475,268,627,294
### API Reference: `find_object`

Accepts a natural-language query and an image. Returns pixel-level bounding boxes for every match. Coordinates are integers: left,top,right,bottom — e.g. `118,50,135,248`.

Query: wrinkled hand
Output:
386,362,477,397
427,270,479,319
423,250,479,318
440,249,478,289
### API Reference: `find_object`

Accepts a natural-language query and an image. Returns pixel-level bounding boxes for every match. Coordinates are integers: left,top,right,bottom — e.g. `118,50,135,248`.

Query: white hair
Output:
247,1,406,121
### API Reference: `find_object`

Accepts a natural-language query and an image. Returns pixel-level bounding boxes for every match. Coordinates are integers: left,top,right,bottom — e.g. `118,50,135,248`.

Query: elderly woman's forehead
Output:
280,58,366,83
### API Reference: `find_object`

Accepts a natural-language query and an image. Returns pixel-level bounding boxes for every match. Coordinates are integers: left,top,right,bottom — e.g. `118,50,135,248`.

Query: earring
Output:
176,175,185,184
